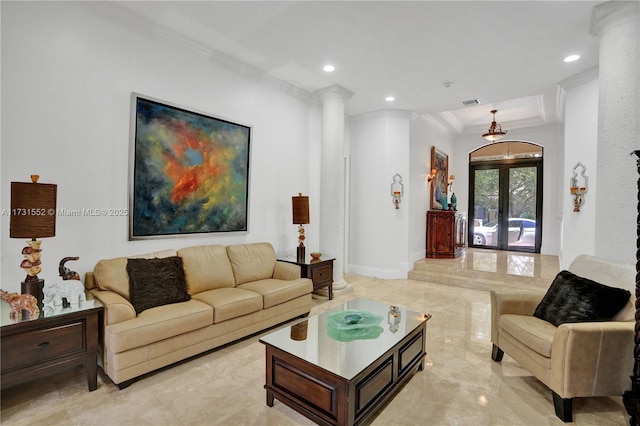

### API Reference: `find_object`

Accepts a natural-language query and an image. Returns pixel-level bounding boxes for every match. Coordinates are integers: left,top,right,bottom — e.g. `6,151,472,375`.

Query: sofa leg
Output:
491,344,504,362
552,392,573,422
116,379,135,390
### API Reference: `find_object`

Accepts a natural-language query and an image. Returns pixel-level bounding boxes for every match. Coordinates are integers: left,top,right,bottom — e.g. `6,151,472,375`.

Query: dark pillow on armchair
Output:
126,256,191,315
533,270,630,326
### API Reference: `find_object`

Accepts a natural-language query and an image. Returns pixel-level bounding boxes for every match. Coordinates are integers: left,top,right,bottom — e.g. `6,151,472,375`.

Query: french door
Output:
468,158,542,253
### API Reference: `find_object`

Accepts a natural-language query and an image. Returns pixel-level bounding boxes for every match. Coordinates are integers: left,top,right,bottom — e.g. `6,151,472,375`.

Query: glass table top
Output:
260,298,429,380
0,293,102,327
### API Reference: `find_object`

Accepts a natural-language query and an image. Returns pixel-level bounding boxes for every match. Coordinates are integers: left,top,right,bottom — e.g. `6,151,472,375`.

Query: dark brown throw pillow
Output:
126,256,190,315
533,270,630,327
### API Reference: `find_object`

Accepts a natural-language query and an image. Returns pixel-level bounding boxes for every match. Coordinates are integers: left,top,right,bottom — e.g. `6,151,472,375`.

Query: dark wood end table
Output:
281,257,335,300
0,293,103,391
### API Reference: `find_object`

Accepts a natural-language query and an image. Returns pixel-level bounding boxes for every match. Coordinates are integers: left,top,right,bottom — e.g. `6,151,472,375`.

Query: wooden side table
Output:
281,258,335,300
0,294,103,391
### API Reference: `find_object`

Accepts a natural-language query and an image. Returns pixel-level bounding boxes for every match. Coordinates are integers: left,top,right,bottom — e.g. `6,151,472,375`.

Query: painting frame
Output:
128,93,251,240
430,146,449,210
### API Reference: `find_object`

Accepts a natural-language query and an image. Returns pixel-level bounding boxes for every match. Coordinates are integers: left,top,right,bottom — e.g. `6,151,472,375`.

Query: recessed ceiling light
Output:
564,54,580,63
323,65,335,72
385,96,395,102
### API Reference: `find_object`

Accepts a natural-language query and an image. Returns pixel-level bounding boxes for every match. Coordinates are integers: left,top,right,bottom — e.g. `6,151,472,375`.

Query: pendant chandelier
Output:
482,109,507,142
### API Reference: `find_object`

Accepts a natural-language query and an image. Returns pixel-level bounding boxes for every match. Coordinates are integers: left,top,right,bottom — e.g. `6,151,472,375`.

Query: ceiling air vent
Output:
463,99,481,106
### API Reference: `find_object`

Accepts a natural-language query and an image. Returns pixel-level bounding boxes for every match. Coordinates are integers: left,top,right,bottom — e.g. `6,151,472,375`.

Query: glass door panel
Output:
469,153,542,253
507,167,537,250
471,168,499,247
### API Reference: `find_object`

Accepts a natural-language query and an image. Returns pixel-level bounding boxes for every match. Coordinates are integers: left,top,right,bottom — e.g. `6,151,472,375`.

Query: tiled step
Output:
408,257,552,293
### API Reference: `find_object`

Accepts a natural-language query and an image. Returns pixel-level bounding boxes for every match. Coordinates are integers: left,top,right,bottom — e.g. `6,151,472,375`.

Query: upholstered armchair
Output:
490,255,635,422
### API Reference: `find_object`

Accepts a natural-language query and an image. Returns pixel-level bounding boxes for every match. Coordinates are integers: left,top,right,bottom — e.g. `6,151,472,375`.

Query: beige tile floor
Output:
0,252,630,425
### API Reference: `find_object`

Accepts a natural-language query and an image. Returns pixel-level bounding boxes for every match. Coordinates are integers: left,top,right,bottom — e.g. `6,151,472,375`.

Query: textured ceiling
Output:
98,1,601,134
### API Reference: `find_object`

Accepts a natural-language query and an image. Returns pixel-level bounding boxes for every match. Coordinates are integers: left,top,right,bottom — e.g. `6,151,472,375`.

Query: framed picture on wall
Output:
129,93,251,240
430,146,449,210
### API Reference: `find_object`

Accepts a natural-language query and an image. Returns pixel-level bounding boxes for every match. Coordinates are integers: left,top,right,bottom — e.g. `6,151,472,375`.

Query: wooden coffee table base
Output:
264,323,426,426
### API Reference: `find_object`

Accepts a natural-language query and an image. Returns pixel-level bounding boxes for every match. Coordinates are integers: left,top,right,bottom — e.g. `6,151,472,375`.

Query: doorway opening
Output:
468,141,543,253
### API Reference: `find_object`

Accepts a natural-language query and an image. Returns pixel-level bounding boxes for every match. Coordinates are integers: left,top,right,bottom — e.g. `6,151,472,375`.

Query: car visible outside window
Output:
473,218,536,246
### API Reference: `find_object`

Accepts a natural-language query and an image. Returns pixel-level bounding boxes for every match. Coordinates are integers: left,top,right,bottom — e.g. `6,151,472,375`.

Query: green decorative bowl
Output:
343,314,362,325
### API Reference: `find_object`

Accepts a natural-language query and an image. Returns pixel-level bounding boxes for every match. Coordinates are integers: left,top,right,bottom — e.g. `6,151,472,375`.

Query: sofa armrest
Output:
89,288,136,326
273,261,301,280
550,321,634,398
490,290,545,344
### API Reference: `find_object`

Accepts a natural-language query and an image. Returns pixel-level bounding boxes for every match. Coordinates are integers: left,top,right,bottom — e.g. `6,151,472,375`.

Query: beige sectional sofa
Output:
84,242,313,388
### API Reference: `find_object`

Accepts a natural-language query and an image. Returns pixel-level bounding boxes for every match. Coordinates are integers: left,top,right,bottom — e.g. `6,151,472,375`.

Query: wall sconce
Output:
391,174,404,209
448,175,455,192
570,162,588,212
426,168,437,184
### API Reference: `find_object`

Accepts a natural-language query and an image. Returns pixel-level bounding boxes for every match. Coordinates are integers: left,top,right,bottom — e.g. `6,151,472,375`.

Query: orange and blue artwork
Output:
130,95,250,239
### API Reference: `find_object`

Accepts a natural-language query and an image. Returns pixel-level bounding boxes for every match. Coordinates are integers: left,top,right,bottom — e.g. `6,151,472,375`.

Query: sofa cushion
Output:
126,257,191,315
93,249,177,300
534,270,631,327
177,245,236,294
499,314,556,357
192,287,263,323
226,243,276,285
238,278,313,309
105,299,213,353
569,254,636,321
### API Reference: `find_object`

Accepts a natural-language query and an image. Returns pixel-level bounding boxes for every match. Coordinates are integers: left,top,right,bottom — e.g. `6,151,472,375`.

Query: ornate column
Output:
590,1,640,264
314,85,353,292
625,150,640,425
592,2,640,423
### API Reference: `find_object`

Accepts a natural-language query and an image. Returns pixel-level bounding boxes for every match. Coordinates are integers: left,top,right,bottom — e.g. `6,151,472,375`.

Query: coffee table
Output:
260,298,430,426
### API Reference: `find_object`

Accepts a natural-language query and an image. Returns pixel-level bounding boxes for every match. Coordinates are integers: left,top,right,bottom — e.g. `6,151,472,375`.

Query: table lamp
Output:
292,193,309,263
10,175,57,306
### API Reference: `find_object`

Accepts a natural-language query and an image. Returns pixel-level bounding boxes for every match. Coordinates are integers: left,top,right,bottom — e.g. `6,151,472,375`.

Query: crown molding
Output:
411,113,454,136
313,85,354,101
76,2,320,106
437,111,465,134
558,66,599,92
591,1,640,37
349,109,414,124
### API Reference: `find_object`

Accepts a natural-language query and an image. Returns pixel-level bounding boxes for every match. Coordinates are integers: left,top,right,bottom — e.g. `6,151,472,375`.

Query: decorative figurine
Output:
20,240,43,282
42,280,86,306
59,256,80,280
388,305,401,333
0,289,40,320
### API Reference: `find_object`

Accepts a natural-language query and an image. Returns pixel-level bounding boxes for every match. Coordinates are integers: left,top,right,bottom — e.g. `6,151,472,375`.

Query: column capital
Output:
591,1,640,37
314,85,354,102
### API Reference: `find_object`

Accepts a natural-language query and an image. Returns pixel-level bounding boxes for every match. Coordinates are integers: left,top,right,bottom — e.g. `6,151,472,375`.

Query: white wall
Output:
1,2,321,293
452,124,562,256
560,78,599,267
348,110,411,278
409,116,454,263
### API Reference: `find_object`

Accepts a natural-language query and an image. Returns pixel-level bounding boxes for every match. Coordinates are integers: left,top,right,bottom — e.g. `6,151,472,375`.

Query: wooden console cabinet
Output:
426,210,466,258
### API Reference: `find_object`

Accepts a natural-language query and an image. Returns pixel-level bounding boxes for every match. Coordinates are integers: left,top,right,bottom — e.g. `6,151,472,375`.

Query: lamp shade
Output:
10,180,57,239
292,193,309,225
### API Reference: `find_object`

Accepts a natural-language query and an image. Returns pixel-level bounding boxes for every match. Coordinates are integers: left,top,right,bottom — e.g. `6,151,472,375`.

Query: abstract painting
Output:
129,94,250,239
430,146,448,210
